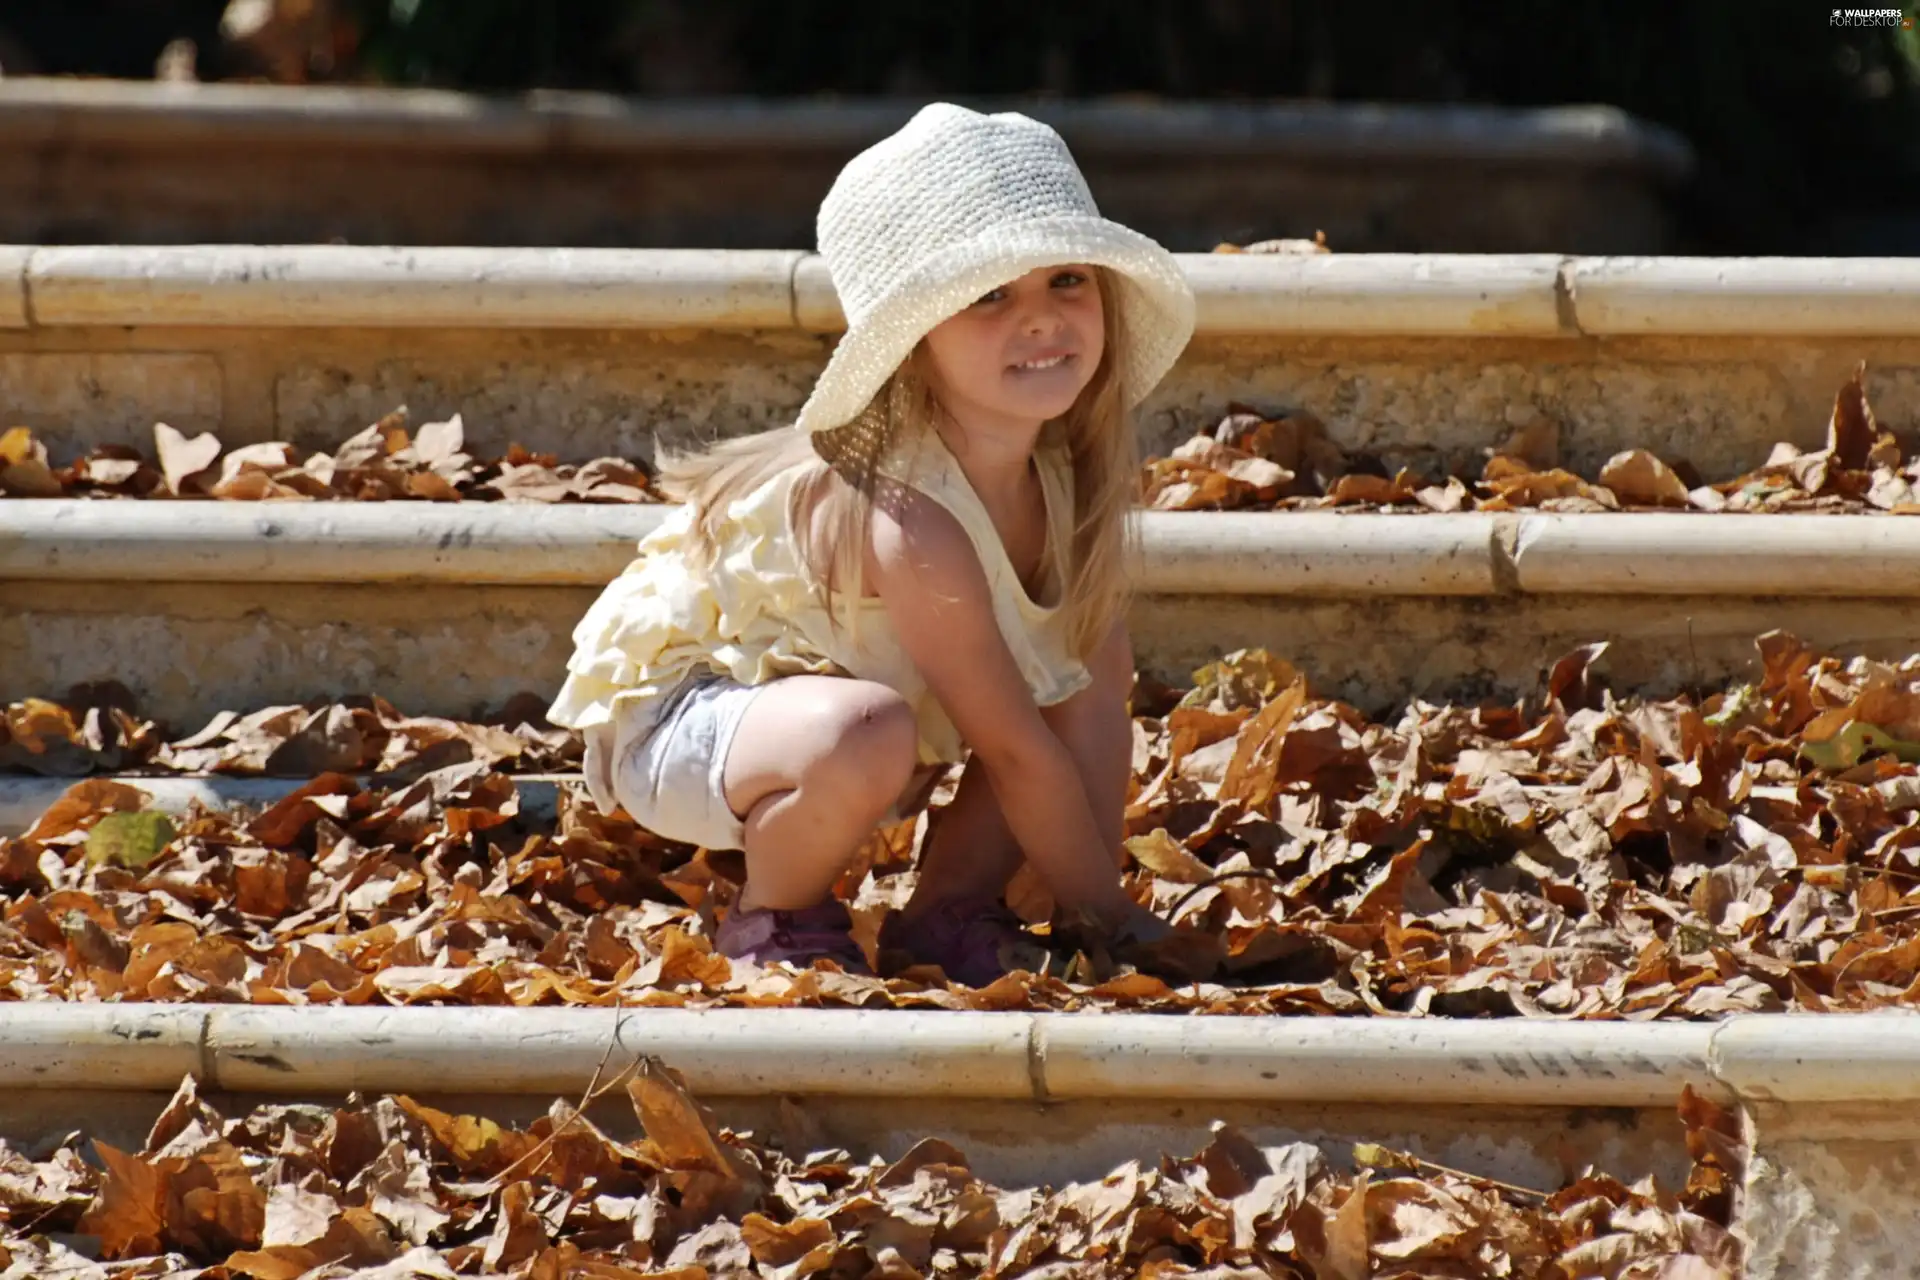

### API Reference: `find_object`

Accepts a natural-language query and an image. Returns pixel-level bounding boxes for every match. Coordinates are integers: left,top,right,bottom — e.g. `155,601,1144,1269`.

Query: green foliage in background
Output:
341,0,1919,253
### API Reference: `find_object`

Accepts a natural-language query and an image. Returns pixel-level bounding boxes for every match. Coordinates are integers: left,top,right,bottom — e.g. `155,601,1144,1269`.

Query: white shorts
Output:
612,670,940,851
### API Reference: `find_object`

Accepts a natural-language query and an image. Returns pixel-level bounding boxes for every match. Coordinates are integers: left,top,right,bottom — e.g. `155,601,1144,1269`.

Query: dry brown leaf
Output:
1126,828,1215,885
483,1180,550,1270
0,457,63,496
1600,449,1693,507
1483,467,1620,510
628,1058,736,1176
1829,360,1881,471
153,422,222,495
25,777,151,843
0,426,36,466
75,1142,169,1259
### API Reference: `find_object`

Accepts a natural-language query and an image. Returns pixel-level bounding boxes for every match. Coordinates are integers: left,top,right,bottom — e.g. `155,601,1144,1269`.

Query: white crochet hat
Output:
793,102,1196,437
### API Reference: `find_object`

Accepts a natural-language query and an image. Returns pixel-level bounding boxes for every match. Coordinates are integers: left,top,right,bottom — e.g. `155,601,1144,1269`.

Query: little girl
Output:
547,102,1196,986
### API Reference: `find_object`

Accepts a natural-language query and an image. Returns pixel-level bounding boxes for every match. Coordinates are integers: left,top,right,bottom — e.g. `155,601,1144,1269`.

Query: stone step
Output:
0,81,1689,252
5,247,1918,483
5,499,1919,727
0,1002,1910,1274
8,247,1920,726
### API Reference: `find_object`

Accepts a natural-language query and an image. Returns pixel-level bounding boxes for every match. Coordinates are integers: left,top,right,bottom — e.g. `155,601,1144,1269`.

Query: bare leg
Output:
902,621,1135,917
904,751,1022,907
721,675,920,912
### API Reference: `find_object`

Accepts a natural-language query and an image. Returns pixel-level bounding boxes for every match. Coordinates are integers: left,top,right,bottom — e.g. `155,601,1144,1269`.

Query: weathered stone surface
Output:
1135,593,1920,712
9,581,1920,728
266,329,829,462
1152,335,1920,478
0,352,222,456
1742,1105,1920,1280
9,328,1917,481
0,582,590,731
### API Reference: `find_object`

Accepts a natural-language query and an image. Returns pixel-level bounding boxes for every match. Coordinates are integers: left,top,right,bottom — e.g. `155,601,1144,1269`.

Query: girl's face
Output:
919,264,1106,432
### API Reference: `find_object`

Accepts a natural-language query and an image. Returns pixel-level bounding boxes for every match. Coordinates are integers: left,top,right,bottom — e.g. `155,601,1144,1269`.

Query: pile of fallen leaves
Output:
6,364,1915,519
1143,363,1920,514
0,412,660,504
0,685,576,780
9,631,1920,1016
0,1064,1740,1278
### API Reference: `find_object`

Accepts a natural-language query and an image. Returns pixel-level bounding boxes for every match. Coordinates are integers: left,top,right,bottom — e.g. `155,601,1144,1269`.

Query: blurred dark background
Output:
0,0,1916,253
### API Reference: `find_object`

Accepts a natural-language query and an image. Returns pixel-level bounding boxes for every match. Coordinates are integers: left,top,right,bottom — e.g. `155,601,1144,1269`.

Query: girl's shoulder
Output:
876,424,1073,510
870,427,1075,607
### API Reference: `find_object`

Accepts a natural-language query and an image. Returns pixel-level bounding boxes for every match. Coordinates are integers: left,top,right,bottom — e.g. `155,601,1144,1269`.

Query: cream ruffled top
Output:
547,426,1094,817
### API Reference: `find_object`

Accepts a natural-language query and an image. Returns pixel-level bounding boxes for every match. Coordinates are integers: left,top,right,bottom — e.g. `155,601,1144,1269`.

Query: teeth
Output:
1015,355,1069,370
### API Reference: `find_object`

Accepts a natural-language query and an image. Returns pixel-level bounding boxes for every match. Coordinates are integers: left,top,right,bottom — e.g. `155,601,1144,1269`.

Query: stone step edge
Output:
4,246,1918,336
0,1003,1912,1108
3,501,1916,598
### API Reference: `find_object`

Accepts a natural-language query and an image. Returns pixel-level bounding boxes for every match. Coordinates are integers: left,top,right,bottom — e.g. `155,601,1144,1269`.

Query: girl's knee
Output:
803,686,918,806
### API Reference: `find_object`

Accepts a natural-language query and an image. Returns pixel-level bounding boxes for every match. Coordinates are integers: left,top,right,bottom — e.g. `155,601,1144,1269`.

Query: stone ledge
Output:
13,245,1920,337
1506,513,1920,596
7,503,1920,599
23,246,805,331
28,246,1580,336
0,1002,1911,1108
0,1003,1718,1105
1708,1015,1920,1103
1179,253,1569,335
1568,256,1920,336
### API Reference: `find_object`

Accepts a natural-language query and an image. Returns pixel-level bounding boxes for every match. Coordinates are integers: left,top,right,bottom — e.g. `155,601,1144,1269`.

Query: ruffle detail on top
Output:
546,471,845,731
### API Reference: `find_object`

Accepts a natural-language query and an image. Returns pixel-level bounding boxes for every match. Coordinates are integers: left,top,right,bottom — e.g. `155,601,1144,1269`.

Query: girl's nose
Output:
1018,298,1066,335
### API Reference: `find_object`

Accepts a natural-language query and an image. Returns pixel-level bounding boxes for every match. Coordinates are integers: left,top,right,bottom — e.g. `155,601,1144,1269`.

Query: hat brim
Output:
792,214,1196,437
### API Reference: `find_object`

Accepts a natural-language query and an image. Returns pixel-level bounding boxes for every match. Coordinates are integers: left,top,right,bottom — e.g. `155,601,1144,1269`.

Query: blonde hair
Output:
654,266,1139,661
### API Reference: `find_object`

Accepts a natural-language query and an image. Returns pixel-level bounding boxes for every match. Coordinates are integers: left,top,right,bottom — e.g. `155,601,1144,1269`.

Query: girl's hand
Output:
1109,905,1225,984
1110,902,1174,947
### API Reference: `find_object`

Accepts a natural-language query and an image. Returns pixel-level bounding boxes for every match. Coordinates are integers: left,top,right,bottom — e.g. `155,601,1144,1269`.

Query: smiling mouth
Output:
1010,353,1075,372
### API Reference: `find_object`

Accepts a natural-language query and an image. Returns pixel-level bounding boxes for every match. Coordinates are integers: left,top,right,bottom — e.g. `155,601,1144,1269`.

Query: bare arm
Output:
867,489,1136,925
1039,618,1134,860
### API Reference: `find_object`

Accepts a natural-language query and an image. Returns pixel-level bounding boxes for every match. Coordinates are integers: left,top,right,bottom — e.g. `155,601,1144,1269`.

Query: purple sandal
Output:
713,900,869,972
878,895,1044,987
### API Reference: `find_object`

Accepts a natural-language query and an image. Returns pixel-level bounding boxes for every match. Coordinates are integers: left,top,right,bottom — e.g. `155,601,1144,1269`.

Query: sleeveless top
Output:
546,425,1094,817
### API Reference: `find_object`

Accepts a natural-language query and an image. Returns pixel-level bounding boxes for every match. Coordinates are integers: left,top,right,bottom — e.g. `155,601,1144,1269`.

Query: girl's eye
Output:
974,271,1086,305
